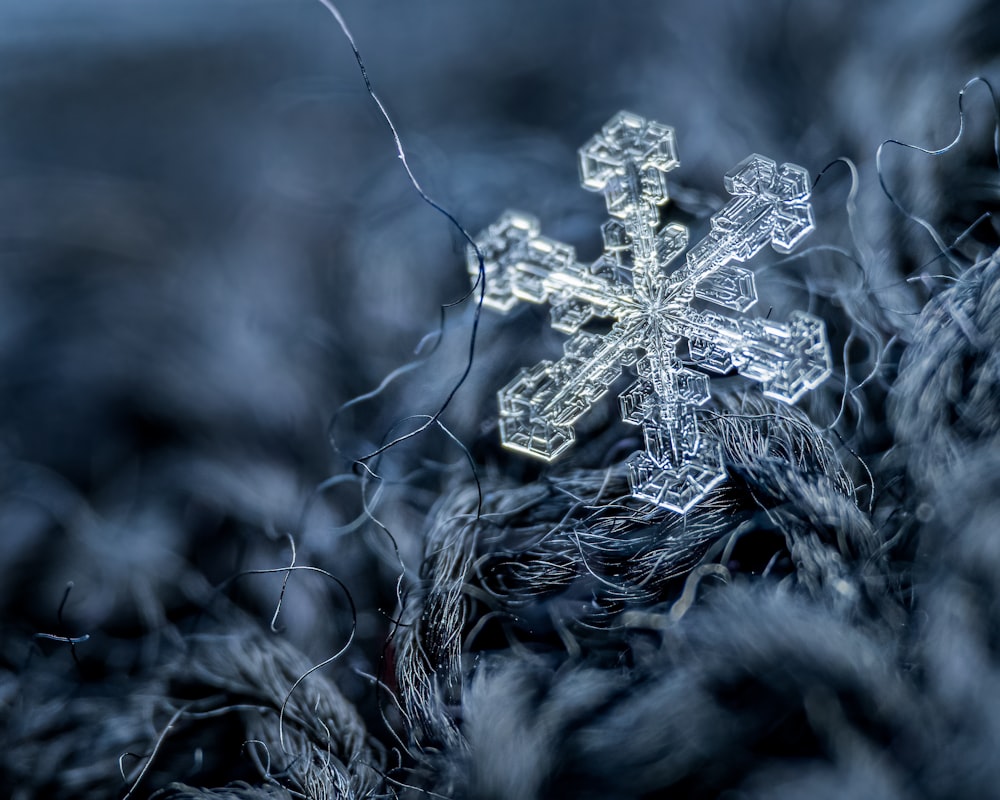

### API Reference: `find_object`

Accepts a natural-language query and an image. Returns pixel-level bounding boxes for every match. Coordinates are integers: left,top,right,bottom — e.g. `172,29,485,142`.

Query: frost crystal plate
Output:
470,112,831,512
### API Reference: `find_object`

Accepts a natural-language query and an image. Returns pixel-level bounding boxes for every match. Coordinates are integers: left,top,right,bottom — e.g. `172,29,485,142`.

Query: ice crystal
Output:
469,111,832,512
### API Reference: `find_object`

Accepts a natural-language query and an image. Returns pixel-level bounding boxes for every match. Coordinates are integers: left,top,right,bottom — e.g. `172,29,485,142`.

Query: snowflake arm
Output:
498,325,631,461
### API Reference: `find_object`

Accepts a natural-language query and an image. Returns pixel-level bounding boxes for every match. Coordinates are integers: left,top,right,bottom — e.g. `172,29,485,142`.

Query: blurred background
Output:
1,1,998,796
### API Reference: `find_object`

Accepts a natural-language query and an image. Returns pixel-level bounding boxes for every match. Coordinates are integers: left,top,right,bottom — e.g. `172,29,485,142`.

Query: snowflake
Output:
469,111,832,512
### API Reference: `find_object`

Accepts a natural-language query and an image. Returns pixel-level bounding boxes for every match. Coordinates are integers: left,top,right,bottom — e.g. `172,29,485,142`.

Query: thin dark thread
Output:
220,563,359,752
368,759,456,800
33,632,90,645
813,156,873,272
313,0,486,517
270,533,297,633
57,580,73,623
241,739,273,784
121,702,194,799
34,582,87,670
808,157,889,434
357,663,418,762
876,76,1000,270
